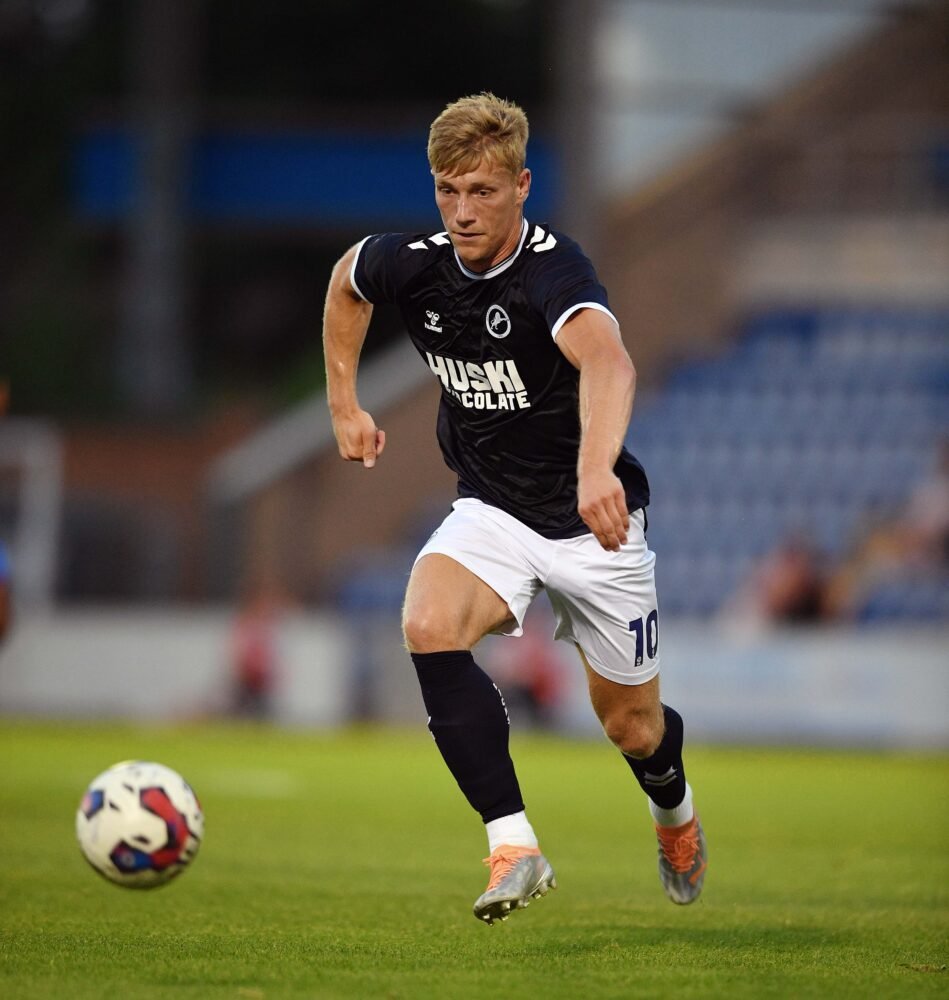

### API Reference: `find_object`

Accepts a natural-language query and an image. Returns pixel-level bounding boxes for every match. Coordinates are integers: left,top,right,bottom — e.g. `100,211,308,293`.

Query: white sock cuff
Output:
649,782,694,828
485,811,538,853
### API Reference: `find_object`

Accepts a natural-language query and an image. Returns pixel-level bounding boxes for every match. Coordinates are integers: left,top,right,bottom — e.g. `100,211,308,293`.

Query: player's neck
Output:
461,216,526,274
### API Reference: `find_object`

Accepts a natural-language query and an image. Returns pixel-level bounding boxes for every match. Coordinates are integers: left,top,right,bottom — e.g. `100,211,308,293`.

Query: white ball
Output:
76,760,204,889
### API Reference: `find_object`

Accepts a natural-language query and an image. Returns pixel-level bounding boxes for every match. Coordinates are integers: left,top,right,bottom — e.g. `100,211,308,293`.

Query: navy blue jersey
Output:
352,219,649,538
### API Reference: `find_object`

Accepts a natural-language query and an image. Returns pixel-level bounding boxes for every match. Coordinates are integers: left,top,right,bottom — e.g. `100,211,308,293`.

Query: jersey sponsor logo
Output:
424,310,443,333
425,351,531,411
486,304,511,339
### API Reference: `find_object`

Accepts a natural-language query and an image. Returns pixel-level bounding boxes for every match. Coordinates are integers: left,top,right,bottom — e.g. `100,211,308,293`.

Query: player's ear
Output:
516,168,531,204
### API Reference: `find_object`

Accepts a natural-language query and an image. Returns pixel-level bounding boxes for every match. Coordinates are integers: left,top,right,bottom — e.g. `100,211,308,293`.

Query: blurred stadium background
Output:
0,0,946,747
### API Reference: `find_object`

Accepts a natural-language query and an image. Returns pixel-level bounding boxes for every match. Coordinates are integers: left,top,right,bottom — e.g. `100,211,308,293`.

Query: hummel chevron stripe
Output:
409,232,451,250
643,767,679,787
527,225,556,252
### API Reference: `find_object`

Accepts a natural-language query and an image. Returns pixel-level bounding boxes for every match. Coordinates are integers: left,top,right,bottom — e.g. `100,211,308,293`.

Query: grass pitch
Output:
0,721,946,999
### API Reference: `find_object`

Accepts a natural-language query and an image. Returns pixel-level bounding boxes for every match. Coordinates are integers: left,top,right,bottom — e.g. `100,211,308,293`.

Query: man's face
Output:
433,159,530,273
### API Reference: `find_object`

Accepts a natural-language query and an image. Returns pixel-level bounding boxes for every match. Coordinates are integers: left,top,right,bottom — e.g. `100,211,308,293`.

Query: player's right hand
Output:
332,409,386,468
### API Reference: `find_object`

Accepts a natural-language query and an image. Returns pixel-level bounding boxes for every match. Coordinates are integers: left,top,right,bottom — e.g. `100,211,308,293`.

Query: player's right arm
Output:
323,243,386,468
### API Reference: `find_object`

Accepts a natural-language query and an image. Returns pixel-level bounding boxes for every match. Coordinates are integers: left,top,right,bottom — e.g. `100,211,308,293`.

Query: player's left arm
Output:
556,309,636,552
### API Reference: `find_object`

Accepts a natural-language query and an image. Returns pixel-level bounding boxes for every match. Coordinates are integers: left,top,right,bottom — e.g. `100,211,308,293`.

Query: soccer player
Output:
323,93,707,924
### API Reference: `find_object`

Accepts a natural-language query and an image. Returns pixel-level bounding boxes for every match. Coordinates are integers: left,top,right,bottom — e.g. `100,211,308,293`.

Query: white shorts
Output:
414,498,660,686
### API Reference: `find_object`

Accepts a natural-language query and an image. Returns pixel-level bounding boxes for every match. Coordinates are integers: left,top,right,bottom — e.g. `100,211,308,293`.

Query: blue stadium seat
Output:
617,304,949,618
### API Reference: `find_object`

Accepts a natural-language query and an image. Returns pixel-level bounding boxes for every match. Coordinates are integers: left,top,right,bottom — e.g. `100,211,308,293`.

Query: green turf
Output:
0,721,946,999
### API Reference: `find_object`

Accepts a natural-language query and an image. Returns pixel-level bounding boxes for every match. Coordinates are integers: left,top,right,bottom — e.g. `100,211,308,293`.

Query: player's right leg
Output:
402,509,555,923
403,554,524,837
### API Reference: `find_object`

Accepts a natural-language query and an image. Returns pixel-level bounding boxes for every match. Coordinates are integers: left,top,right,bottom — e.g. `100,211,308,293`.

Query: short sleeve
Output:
351,233,414,305
527,235,614,339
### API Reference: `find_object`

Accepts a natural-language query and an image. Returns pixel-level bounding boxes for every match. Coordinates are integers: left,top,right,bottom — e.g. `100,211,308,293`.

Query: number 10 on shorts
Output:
628,610,659,666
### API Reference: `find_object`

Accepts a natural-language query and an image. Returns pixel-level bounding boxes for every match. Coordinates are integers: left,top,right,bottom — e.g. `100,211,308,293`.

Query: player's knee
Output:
602,709,663,759
402,606,462,653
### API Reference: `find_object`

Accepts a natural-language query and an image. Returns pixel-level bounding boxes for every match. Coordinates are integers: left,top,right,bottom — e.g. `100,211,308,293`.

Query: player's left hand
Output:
577,469,629,551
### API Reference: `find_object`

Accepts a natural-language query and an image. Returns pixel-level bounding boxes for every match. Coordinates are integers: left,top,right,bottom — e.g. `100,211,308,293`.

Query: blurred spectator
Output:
723,536,828,629
483,604,565,728
0,541,10,642
824,440,949,621
228,578,292,719
0,382,9,642
896,438,949,567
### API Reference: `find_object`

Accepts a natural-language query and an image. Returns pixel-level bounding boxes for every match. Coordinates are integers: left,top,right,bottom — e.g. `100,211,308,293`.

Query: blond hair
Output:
427,92,529,178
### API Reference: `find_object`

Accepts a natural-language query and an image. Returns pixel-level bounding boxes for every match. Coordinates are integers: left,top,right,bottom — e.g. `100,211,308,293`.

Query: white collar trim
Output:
453,218,530,280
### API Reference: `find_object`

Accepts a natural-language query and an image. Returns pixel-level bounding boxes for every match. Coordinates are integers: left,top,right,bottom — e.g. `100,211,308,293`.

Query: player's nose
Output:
455,194,476,223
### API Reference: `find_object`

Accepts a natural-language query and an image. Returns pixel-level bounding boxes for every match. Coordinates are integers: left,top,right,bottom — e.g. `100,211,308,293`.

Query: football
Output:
75,760,204,888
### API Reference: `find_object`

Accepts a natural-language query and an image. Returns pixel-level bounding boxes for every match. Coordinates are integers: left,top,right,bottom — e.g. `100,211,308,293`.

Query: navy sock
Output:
622,704,687,809
411,650,525,823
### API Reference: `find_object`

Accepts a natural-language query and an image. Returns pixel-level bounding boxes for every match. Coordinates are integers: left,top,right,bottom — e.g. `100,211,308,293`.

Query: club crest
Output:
486,304,511,339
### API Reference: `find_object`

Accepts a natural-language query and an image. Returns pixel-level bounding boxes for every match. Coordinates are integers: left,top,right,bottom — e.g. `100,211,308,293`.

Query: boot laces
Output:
658,821,700,874
482,846,536,890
